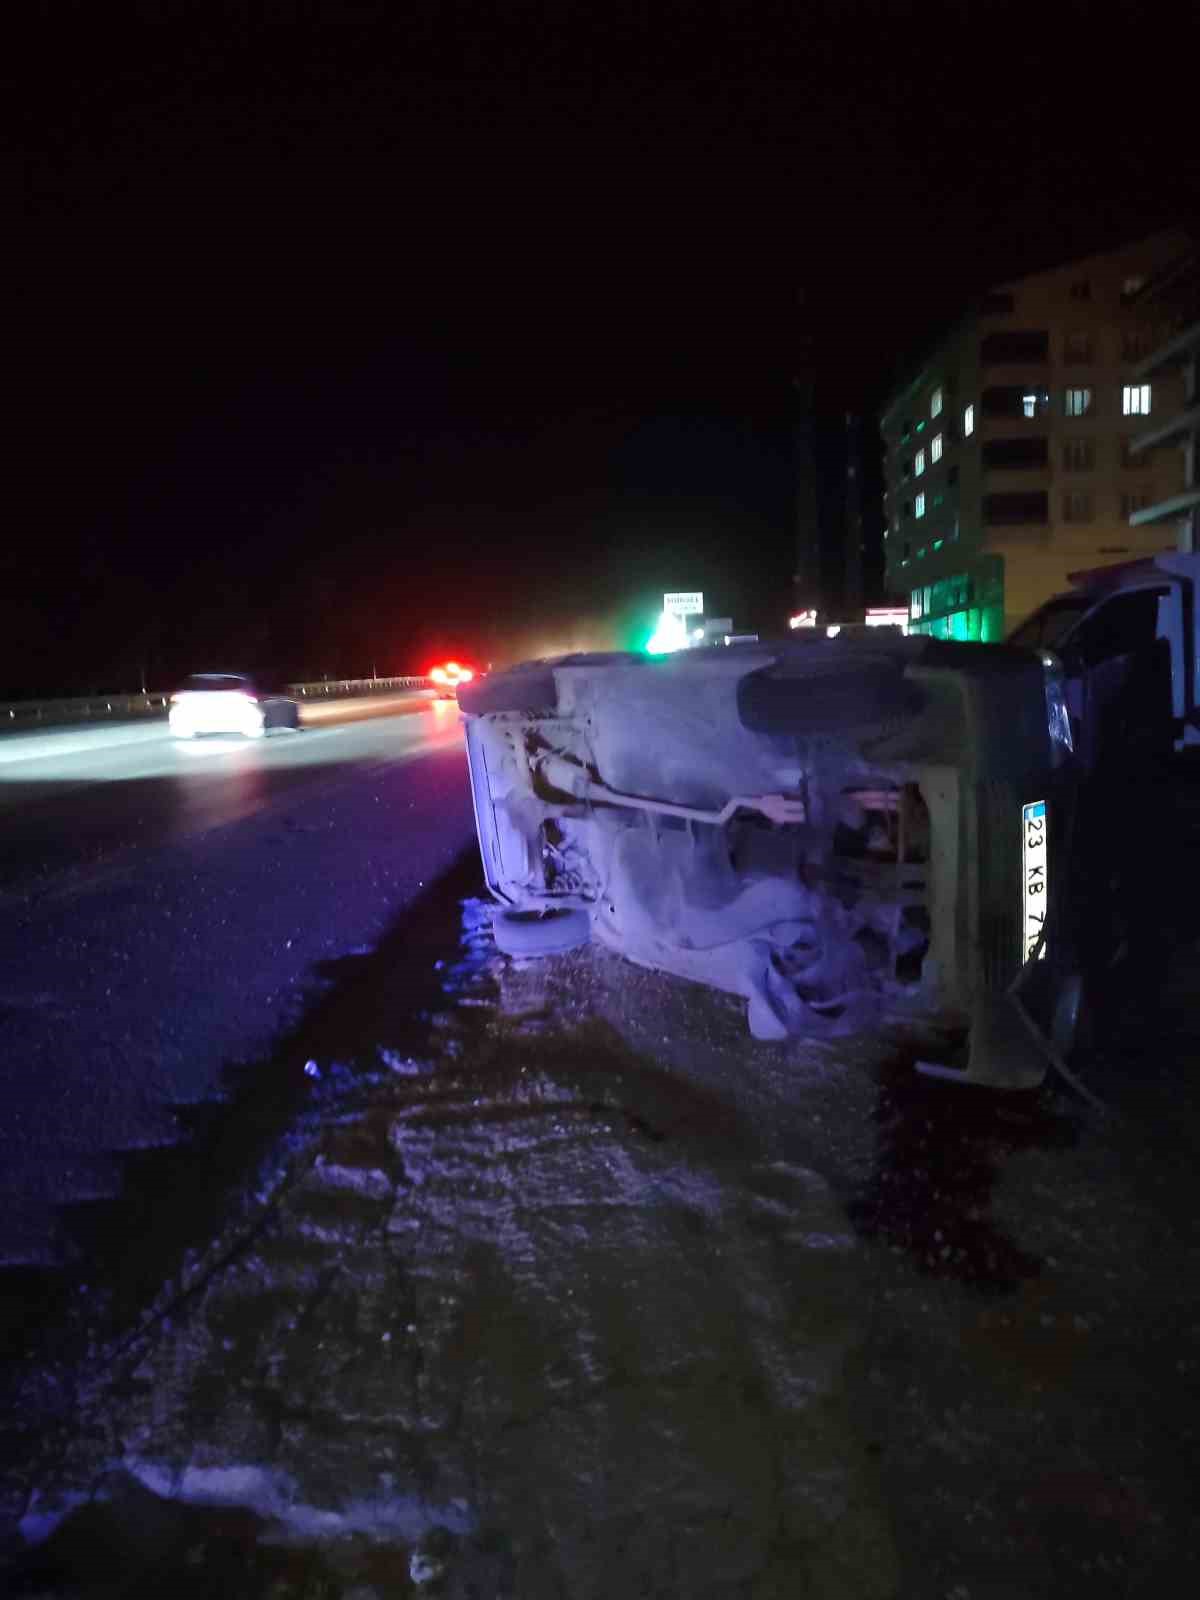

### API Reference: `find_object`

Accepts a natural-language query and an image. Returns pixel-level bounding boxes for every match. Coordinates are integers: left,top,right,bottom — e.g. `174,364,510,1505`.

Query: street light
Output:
646,612,688,655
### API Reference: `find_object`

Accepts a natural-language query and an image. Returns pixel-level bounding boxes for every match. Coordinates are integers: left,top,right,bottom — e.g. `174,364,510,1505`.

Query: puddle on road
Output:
846,1060,1080,1291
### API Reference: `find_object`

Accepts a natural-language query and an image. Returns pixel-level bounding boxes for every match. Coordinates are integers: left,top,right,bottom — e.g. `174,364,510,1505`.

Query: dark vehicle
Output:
1010,552,1200,1040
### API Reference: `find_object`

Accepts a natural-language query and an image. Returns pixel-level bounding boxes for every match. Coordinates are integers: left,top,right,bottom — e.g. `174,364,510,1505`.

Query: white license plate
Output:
1021,799,1048,962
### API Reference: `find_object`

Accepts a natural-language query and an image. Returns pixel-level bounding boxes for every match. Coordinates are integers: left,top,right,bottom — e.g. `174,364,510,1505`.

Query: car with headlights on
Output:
430,661,476,700
168,674,300,739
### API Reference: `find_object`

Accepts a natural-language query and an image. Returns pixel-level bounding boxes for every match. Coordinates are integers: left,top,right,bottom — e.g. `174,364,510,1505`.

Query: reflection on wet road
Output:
847,1060,1078,1290
0,697,464,895
0,698,473,1265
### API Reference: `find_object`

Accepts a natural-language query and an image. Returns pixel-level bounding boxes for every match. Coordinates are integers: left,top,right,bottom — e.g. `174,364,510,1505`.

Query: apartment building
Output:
880,230,1190,641
1128,248,1200,552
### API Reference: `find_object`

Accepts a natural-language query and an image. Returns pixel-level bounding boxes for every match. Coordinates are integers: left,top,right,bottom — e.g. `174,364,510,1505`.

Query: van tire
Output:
491,907,591,957
737,659,921,735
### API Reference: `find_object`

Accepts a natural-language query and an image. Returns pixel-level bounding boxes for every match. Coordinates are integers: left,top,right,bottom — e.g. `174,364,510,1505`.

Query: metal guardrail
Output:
0,678,434,731
1,693,172,726
288,676,432,697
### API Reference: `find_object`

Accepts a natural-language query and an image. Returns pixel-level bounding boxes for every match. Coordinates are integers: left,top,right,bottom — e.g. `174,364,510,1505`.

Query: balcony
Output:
981,436,1049,470
982,385,1050,422
983,490,1049,527
1133,317,1200,380
1129,487,1200,528
1130,403,1200,455
980,330,1050,367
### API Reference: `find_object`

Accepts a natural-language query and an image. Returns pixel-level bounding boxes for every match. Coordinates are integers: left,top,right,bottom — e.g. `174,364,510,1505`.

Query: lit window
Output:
911,590,922,620
931,386,943,418
1122,383,1151,415
931,432,943,463
915,492,926,518
1064,387,1092,417
1022,392,1039,418
963,403,975,437
914,448,926,477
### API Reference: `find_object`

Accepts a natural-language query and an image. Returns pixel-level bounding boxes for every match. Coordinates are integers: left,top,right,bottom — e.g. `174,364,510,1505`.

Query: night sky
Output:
8,2,1196,697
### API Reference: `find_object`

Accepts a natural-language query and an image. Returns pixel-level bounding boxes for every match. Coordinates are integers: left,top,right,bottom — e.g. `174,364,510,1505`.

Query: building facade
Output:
880,231,1190,641
1129,249,1200,552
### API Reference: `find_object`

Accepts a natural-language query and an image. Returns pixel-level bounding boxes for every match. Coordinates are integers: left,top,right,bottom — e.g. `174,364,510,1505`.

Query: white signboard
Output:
864,607,910,633
663,591,703,617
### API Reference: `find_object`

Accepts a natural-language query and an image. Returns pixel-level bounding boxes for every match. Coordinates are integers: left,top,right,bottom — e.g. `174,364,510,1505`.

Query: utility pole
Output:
792,371,822,618
844,411,865,616
791,286,823,619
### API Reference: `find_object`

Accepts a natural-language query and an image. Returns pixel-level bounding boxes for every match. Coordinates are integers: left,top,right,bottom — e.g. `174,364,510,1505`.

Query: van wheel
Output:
491,908,591,957
737,658,921,735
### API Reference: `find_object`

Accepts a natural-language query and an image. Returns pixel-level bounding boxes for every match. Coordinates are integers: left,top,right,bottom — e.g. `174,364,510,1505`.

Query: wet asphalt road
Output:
0,700,474,1265
0,694,454,897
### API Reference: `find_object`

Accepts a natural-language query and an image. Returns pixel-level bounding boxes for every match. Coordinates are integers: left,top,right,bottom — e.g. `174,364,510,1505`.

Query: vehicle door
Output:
1059,582,1181,780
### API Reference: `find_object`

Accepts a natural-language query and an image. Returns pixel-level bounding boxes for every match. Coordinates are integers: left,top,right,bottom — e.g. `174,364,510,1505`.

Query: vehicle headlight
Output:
1041,650,1073,766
